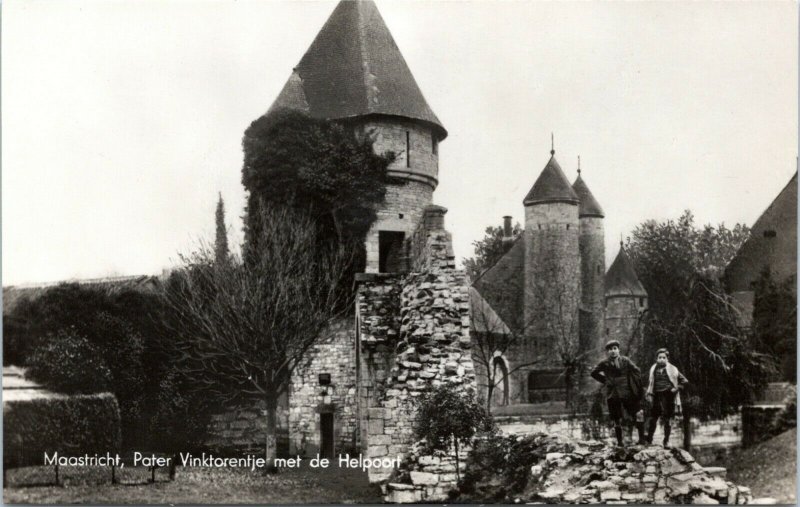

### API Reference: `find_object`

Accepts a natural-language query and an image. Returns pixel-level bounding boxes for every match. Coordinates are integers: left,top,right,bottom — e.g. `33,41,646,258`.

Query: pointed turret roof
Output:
267,0,447,140
606,245,647,297
523,155,580,206
572,174,605,218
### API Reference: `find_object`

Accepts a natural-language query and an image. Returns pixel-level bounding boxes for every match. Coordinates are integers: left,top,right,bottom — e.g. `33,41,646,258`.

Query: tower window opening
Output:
596,265,602,274
379,231,405,273
406,131,411,168
639,297,645,307
605,328,610,335
566,224,570,230
432,135,438,155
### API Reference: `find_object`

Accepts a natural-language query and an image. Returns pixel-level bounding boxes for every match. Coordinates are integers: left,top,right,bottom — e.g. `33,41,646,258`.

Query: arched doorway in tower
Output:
490,356,510,407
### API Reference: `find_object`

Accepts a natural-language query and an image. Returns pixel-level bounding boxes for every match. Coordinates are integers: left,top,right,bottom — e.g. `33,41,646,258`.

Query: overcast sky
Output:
3,0,797,286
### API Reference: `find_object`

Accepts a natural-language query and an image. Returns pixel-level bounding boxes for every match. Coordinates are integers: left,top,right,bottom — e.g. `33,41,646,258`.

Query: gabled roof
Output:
725,171,798,293
471,236,526,333
523,155,580,206
605,245,647,297
267,0,447,140
572,174,604,218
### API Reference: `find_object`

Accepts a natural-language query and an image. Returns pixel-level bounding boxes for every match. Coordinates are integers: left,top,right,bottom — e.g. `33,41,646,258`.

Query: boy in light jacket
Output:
645,348,689,448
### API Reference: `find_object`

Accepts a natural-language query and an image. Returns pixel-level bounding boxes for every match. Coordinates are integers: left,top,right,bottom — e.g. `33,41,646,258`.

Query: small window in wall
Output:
566,224,570,230
318,373,331,386
764,230,777,238
596,265,602,275
605,328,610,335
406,131,411,168
639,297,645,308
432,135,438,155
379,231,405,273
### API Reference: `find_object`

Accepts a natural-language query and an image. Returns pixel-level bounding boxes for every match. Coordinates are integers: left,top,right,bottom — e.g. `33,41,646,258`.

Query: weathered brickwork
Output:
288,319,359,457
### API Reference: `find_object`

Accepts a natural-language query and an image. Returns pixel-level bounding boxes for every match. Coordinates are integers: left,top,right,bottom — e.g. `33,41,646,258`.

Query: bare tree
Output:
529,251,588,409
162,204,353,468
470,288,541,413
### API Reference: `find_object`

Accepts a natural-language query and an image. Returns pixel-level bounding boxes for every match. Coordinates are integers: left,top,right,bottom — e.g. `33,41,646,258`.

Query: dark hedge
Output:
4,392,121,468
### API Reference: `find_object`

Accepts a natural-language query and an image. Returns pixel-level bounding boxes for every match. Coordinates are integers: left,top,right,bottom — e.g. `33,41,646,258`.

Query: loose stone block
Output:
600,489,622,501
410,471,438,486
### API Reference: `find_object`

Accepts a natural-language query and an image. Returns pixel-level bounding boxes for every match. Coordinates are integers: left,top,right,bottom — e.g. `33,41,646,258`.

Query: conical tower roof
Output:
523,155,580,206
267,0,447,140
572,174,605,218
605,245,647,297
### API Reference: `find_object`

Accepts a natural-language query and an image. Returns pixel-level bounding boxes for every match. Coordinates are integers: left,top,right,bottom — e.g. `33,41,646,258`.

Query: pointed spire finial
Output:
550,132,555,155
577,155,581,175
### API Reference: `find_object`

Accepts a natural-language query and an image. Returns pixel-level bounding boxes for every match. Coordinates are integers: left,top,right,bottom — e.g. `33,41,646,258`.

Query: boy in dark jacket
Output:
591,340,646,446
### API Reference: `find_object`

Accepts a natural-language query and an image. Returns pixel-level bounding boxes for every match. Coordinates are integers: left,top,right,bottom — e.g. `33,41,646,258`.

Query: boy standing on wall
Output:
591,340,646,447
645,348,689,448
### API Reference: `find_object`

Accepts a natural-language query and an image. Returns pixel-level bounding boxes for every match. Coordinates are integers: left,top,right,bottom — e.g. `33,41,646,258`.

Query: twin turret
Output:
518,148,605,364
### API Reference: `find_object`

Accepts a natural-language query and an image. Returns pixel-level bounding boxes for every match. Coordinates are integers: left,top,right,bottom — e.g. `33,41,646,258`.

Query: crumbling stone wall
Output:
356,207,475,483
288,319,359,456
356,274,404,447
521,438,753,504
385,441,470,502
494,413,743,464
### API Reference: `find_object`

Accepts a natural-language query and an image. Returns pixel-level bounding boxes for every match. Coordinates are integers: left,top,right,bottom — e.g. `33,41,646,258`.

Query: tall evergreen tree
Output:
214,193,229,265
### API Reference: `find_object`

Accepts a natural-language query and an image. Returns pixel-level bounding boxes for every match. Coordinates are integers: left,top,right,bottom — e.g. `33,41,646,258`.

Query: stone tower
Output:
523,149,581,370
604,243,648,349
267,0,447,273
572,167,605,365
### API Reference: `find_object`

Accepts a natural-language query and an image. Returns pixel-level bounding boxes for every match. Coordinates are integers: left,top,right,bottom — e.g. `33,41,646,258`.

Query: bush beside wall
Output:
4,393,121,468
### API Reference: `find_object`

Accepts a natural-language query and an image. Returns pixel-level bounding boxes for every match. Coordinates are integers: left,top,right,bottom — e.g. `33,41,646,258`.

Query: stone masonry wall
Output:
288,319,359,457
524,202,581,366
357,212,475,484
206,397,289,455
357,274,404,447
385,441,470,502
495,413,743,464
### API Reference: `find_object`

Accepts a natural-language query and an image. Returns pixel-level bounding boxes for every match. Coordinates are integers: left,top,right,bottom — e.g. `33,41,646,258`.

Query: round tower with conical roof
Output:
604,243,649,349
522,148,581,392
572,166,605,364
267,0,446,273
